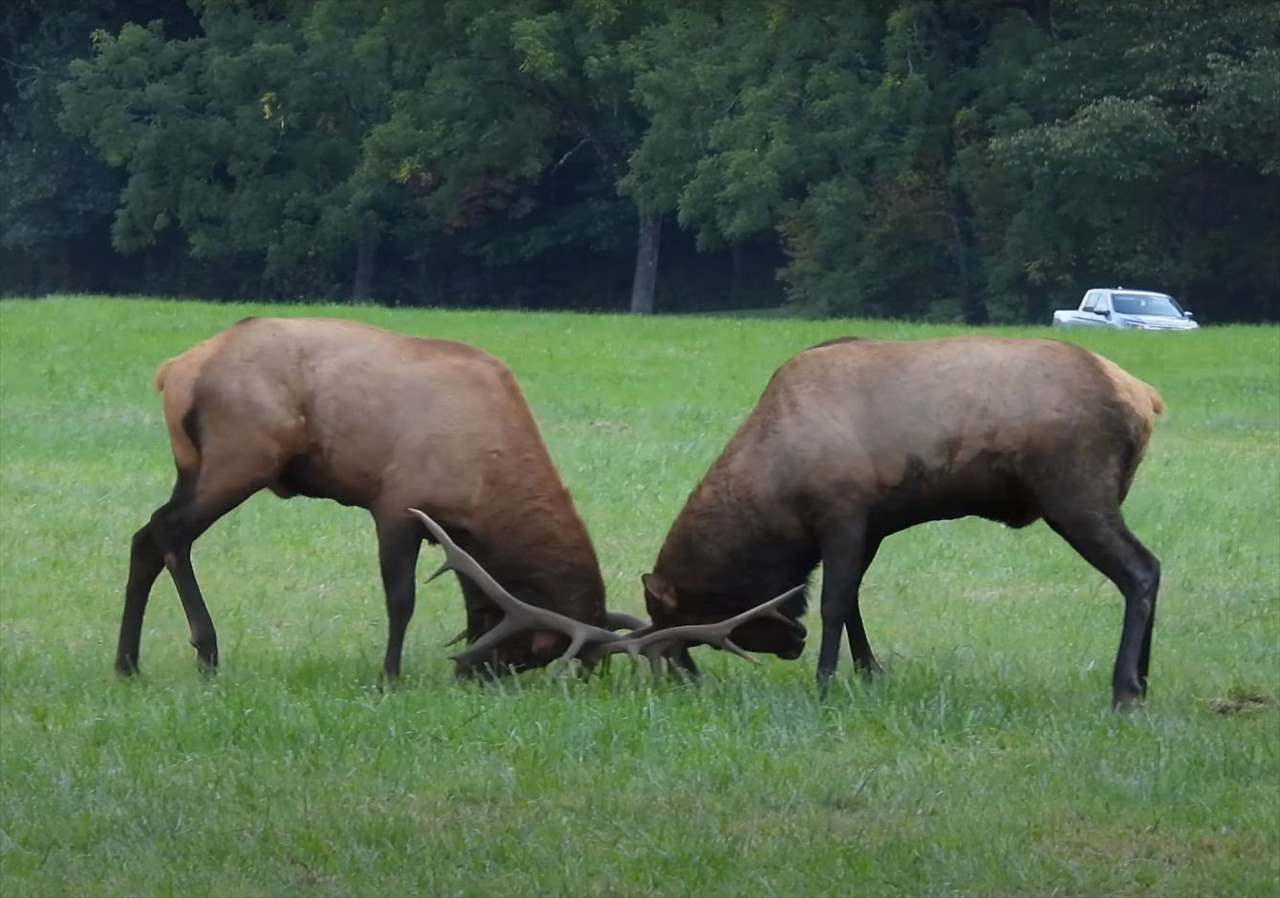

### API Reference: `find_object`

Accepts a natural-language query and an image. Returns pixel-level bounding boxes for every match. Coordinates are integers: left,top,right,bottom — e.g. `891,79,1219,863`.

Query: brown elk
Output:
119,316,615,678
638,336,1165,708
120,316,791,679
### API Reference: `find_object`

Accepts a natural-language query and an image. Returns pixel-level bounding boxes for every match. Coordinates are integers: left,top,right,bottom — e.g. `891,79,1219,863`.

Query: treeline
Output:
2,0,1277,321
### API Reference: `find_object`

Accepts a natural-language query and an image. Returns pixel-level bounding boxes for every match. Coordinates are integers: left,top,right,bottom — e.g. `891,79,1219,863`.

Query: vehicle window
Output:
1081,291,1097,311
1095,293,1110,313
1112,292,1185,317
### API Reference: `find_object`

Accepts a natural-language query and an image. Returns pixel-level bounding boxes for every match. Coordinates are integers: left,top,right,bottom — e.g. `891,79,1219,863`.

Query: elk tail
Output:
153,357,176,393
1146,382,1166,417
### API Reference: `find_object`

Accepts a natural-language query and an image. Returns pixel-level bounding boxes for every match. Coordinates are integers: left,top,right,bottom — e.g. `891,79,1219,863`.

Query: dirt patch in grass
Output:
1209,688,1277,715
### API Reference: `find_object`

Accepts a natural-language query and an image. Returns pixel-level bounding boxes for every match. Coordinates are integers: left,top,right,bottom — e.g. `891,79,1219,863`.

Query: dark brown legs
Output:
375,514,422,680
1044,507,1160,708
453,576,501,678
117,475,215,675
117,457,265,675
816,521,879,689
115,523,166,674
669,645,701,680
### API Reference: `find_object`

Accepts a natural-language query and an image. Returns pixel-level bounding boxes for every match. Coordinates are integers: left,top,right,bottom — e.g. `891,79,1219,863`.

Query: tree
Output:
355,0,664,312
980,0,1280,321
625,1,1008,322
16,0,1278,320
59,0,394,300
1,1,197,294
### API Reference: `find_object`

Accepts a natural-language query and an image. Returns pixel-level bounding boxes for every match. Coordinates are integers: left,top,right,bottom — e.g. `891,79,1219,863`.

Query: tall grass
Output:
2,297,1277,896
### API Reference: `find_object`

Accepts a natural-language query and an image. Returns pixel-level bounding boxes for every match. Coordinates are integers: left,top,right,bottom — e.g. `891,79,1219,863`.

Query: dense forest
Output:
2,0,1277,321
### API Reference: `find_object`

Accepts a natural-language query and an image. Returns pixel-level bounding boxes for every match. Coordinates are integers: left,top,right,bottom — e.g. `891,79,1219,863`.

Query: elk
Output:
119,316,617,678
638,336,1165,708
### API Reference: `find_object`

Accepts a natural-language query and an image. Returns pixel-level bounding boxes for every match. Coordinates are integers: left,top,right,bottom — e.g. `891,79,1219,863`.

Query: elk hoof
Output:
1112,691,1145,712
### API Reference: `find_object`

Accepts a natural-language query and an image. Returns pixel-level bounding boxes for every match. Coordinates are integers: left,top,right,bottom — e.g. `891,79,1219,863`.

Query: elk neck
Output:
654,468,819,620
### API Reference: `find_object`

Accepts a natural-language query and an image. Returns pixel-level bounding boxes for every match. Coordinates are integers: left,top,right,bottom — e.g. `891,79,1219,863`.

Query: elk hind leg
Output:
151,445,277,671
116,478,188,674
1044,505,1160,708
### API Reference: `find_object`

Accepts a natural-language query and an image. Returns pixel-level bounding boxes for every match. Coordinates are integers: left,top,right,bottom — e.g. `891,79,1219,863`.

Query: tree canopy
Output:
1,0,1274,320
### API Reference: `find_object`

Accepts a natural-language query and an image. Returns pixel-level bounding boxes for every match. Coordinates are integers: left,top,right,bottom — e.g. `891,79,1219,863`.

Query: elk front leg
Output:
817,519,871,690
844,535,882,676
670,645,701,681
376,515,422,681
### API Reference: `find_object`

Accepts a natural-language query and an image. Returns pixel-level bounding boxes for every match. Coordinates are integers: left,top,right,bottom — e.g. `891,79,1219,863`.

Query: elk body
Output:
641,336,1165,707
118,317,609,678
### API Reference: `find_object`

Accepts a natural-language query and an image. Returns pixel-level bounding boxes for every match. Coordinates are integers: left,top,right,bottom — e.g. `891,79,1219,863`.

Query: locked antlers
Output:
407,508,803,668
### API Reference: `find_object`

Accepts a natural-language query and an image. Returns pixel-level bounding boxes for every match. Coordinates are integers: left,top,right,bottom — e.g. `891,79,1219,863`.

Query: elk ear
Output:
642,572,678,610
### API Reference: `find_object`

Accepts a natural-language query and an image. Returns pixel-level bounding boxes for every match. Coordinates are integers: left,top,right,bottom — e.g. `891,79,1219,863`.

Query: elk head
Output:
408,508,804,674
641,572,809,661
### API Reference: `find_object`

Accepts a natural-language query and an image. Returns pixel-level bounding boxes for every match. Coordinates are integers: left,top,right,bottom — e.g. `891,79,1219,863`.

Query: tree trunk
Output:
352,222,378,303
629,212,662,315
947,185,989,325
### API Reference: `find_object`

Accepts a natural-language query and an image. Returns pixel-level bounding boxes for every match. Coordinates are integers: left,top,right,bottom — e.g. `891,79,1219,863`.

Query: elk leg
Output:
1044,508,1160,708
844,536,882,676
817,519,870,689
375,514,422,680
149,501,241,672
150,451,273,671
1138,598,1156,692
117,472,199,675
455,577,501,678
670,645,701,681
115,521,168,675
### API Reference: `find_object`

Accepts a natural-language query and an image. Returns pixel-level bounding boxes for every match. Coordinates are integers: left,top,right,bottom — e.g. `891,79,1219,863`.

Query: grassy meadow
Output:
1,296,1278,897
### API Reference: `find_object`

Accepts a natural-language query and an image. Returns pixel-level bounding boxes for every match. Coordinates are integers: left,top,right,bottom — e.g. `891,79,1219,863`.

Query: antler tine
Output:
407,508,623,666
764,607,806,632
450,615,530,667
584,584,806,663
604,610,648,632
717,639,758,664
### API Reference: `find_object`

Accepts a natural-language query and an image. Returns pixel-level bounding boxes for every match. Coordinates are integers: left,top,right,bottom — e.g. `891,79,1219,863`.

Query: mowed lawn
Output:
1,296,1277,897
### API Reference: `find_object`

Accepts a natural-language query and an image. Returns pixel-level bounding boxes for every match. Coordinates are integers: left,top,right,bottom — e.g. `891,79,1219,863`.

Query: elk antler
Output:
408,508,621,666
605,611,648,632
407,508,803,668
580,586,803,664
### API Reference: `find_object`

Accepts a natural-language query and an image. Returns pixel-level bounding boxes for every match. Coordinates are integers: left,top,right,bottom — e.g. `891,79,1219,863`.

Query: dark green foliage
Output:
975,0,1280,322
0,1,196,293
3,0,1276,319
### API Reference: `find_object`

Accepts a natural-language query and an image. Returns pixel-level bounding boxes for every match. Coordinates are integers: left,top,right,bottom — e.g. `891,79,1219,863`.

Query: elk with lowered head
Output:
639,336,1165,708
120,316,792,679
119,316,614,678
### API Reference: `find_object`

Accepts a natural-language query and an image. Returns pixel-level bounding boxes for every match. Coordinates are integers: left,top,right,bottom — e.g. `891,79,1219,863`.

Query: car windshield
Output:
1112,292,1184,317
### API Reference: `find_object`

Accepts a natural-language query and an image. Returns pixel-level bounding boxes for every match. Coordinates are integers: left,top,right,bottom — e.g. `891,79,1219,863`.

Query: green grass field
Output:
2,296,1277,897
